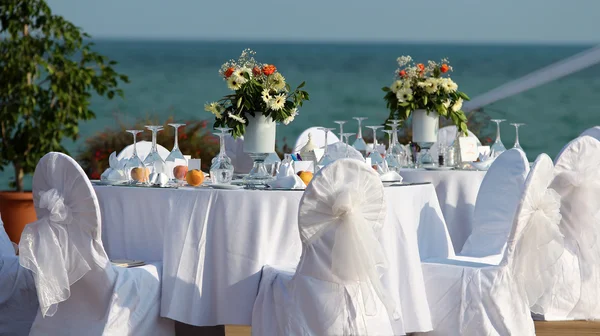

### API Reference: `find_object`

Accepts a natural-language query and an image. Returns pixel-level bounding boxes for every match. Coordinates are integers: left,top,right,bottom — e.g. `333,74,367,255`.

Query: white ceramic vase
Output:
412,109,439,143
243,113,276,153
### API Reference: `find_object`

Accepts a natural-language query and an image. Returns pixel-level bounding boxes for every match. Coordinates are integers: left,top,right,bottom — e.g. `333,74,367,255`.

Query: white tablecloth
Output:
94,184,452,332
399,169,486,252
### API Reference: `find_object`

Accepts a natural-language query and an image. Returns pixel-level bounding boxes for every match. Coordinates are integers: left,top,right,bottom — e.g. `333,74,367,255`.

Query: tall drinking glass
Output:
366,126,384,169
124,130,147,184
490,119,506,158
317,127,336,168
144,125,166,173
210,130,234,184
352,117,368,157
511,123,525,150
341,133,355,158
165,123,186,162
334,120,347,142
383,129,399,171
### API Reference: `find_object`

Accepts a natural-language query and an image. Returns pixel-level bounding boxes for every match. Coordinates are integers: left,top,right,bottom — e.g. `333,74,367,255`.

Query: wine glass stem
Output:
219,133,226,156
133,133,138,156
323,131,329,157
514,126,520,147
495,122,501,143
152,130,158,152
392,128,398,146
372,130,378,147
173,128,179,150
357,121,363,139
339,125,344,141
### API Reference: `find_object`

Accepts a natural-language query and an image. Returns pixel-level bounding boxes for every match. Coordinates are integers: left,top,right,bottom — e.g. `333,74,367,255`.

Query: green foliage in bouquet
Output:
0,0,129,191
205,49,309,138
382,56,470,135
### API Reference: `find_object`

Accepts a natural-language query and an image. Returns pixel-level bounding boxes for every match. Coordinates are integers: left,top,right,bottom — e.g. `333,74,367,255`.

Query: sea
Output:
2,40,600,189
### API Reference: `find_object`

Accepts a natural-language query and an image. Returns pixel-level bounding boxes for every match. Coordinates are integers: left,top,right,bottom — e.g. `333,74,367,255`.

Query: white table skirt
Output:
399,169,486,252
94,184,452,332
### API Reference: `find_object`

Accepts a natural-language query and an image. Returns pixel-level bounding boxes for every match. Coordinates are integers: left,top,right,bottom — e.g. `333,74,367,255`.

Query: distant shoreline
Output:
85,38,598,48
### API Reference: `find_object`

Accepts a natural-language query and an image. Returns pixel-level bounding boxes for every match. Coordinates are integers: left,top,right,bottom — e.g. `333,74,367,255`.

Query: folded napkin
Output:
270,162,306,189
101,152,128,183
380,171,403,182
149,172,169,186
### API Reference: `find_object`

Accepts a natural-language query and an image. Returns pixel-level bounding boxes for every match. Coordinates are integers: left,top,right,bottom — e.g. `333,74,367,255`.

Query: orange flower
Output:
440,64,449,73
417,63,425,71
398,70,407,77
224,67,235,78
262,64,276,76
252,66,261,77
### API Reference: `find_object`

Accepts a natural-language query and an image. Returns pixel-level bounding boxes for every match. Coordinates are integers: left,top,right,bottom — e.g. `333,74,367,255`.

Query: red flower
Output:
417,63,425,71
252,66,261,77
200,120,208,128
224,67,235,78
398,70,407,77
440,64,449,73
95,150,102,159
262,64,276,76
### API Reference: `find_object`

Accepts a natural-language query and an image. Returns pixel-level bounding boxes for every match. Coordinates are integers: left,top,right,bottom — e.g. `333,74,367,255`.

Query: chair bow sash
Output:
19,188,90,317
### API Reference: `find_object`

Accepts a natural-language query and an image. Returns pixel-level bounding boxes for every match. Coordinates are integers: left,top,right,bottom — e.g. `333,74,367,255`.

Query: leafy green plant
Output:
0,0,128,191
205,49,309,138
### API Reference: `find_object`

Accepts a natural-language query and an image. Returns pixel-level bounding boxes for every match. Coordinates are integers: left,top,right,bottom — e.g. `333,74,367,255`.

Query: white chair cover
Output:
460,148,530,258
326,142,365,161
431,125,481,159
543,135,600,320
224,135,254,174
252,159,404,335
117,140,170,162
294,127,340,153
0,213,16,256
579,126,600,141
19,152,174,335
0,212,39,335
420,154,563,335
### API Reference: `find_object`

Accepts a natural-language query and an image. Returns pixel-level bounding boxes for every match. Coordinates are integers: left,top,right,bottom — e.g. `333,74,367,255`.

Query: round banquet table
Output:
94,183,453,333
399,169,487,253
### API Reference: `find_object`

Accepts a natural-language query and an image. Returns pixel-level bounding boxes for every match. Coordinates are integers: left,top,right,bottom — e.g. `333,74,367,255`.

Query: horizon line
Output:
85,36,599,47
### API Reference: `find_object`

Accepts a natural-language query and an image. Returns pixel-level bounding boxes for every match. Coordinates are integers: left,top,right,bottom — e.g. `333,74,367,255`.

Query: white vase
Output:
243,113,276,153
412,109,439,143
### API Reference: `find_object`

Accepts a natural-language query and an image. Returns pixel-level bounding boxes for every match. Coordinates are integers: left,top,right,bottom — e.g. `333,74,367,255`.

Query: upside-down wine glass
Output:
352,117,368,157
210,129,234,184
366,125,384,169
490,119,506,158
124,130,147,185
165,123,186,180
341,133,355,158
383,129,399,172
317,127,336,168
334,120,347,142
144,125,166,174
387,119,408,168
511,123,525,151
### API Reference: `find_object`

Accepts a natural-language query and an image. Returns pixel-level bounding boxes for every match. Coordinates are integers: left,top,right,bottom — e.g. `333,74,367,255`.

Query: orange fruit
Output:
297,171,313,185
173,165,188,180
131,167,150,183
186,169,204,186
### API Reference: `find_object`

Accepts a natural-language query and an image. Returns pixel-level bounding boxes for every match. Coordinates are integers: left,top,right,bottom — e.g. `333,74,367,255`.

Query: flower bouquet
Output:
382,56,470,134
205,49,309,139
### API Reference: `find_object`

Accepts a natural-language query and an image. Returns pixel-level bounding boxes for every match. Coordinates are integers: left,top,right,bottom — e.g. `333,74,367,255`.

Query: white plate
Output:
424,167,454,171
210,184,244,190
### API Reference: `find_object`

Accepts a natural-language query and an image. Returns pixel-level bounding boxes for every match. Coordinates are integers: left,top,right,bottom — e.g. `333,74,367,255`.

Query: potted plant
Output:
0,0,128,242
205,48,309,187
382,56,470,166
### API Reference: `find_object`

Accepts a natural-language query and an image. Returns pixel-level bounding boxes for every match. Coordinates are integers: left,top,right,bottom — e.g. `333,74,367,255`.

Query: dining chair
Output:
252,158,404,335
459,148,530,259
20,152,174,335
418,153,563,335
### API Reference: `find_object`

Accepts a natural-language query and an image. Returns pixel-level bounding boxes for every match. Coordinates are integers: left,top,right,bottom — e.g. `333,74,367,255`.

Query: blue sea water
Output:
2,40,600,189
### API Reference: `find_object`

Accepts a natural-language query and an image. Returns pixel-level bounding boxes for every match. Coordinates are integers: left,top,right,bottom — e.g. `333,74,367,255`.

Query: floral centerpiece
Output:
204,49,309,138
382,56,470,134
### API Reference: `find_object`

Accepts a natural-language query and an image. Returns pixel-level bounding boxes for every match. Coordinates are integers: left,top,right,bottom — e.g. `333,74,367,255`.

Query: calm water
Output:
2,40,600,189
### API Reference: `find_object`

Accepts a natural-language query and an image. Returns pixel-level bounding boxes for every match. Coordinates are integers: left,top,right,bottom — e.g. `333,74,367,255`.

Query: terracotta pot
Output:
0,191,36,244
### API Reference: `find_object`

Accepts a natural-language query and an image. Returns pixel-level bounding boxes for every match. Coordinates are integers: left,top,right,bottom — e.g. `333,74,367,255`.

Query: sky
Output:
47,0,600,44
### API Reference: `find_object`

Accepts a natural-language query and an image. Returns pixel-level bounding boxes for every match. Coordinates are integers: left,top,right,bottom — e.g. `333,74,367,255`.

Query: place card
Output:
188,159,201,171
459,137,479,162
